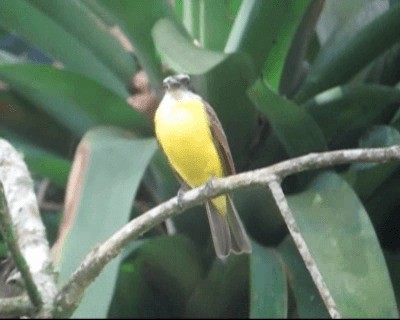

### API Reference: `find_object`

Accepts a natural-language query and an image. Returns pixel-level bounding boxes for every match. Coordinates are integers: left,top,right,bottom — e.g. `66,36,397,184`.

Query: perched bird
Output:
154,74,251,259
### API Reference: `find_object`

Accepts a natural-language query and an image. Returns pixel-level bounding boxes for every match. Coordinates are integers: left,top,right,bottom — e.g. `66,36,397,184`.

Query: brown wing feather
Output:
203,99,252,256
203,100,236,176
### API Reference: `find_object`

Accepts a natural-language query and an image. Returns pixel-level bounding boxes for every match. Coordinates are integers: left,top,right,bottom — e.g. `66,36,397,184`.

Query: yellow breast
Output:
155,99,224,188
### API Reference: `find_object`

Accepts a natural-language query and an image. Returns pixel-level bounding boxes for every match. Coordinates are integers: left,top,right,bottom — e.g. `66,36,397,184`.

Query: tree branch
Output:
54,145,400,317
267,178,341,318
0,139,57,317
0,295,33,317
0,183,42,309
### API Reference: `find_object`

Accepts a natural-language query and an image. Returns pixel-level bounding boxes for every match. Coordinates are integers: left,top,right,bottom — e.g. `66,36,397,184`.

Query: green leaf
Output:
343,125,400,199
182,0,200,40
0,0,128,97
0,64,151,136
303,84,400,147
316,0,388,62
13,141,71,188
198,0,236,51
173,0,184,23
98,0,177,92
0,90,74,156
55,127,157,318
384,251,400,311
295,4,400,102
364,172,400,230
108,258,153,318
185,255,249,318
279,1,324,96
82,0,118,26
153,18,227,75
31,0,136,83
278,236,329,318
225,0,298,72
262,0,311,91
287,172,398,318
135,235,204,298
109,235,204,318
248,79,327,158
235,186,286,245
0,131,71,188
250,242,287,318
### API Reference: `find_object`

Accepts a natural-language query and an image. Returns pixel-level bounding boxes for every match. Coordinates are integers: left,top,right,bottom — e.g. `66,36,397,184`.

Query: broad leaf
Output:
54,127,157,318
287,172,398,318
304,84,400,148
31,0,136,83
295,4,400,102
0,64,151,136
0,0,128,97
185,255,249,318
109,235,204,318
343,125,400,199
250,242,287,318
248,79,327,157
278,236,329,318
98,0,178,92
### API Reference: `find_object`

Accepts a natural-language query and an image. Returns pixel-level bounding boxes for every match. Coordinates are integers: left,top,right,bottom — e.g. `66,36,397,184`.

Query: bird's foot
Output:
177,187,185,210
205,175,216,197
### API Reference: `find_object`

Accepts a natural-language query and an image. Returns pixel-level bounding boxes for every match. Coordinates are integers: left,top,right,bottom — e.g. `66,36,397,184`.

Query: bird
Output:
154,74,252,259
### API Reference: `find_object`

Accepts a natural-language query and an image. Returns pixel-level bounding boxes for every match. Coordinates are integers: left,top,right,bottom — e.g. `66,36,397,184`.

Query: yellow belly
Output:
155,99,226,214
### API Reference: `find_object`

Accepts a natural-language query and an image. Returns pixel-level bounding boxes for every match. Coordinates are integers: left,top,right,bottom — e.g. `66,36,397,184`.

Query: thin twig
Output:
54,145,400,317
0,183,42,309
267,178,341,318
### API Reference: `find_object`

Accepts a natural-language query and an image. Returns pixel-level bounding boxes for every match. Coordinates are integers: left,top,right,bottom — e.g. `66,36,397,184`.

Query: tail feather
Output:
205,195,252,259
226,195,252,254
205,201,231,259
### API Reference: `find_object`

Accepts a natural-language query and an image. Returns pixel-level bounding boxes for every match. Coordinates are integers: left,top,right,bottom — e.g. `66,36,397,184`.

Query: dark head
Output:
163,74,191,90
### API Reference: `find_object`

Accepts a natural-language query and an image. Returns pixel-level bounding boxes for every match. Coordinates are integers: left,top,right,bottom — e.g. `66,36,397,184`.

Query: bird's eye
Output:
180,74,190,86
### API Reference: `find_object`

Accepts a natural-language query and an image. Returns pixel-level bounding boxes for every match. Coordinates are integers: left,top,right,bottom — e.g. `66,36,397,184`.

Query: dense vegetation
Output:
0,0,399,318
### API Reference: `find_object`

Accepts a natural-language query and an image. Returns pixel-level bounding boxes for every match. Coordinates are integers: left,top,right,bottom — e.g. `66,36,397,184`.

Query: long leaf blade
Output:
54,127,157,318
0,64,151,136
250,242,287,318
287,172,398,317
295,4,400,102
0,0,128,97
31,0,136,83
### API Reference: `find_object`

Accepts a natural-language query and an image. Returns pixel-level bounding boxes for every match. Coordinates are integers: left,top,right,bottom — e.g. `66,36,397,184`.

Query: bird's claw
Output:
177,187,185,210
205,175,216,197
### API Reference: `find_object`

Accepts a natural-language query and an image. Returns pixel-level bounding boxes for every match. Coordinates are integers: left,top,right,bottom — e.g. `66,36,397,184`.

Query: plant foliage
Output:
0,0,399,318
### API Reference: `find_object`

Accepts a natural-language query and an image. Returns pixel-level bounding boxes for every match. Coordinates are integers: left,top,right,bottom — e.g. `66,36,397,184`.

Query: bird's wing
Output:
203,100,236,176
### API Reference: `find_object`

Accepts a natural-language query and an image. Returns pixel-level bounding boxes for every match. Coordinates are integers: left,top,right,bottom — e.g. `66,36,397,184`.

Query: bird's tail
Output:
206,195,252,259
